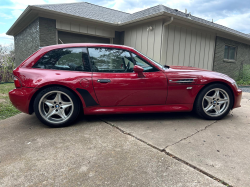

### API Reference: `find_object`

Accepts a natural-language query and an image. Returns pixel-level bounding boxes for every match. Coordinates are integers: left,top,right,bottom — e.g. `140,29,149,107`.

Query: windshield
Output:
134,49,167,69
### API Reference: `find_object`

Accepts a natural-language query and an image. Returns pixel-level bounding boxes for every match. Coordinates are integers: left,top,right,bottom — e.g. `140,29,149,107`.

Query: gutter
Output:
163,16,173,26
117,11,166,26
158,12,250,42
6,6,32,35
6,5,250,43
160,16,173,64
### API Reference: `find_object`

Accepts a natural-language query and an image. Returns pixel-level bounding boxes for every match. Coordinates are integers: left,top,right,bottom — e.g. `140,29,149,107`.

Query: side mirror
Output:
133,65,145,77
133,65,144,73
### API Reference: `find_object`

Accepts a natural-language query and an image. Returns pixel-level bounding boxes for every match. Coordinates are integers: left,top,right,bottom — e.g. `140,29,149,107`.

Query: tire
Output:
34,86,80,127
194,83,233,120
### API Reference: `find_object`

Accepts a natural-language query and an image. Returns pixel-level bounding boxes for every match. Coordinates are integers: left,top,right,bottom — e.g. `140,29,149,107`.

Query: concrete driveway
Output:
1,92,250,187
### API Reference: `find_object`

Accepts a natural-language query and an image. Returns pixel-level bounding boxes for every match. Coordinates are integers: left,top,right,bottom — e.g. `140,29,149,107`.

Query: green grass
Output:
0,83,20,120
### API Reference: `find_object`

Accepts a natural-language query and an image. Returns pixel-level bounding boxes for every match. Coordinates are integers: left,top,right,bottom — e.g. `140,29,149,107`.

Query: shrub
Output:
0,44,15,83
237,64,250,86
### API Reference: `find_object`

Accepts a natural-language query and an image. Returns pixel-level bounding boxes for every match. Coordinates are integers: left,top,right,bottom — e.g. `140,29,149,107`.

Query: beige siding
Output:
208,35,215,70
141,24,149,55
199,33,206,69
130,27,137,48
179,27,186,66
203,34,210,69
135,27,142,51
166,25,175,66
161,24,215,70
153,21,162,63
189,30,197,66
161,24,168,65
173,25,181,65
124,20,163,61
56,20,115,38
194,32,201,67
184,29,192,67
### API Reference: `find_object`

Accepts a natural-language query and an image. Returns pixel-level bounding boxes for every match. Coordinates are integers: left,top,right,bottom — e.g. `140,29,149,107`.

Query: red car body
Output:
9,43,242,116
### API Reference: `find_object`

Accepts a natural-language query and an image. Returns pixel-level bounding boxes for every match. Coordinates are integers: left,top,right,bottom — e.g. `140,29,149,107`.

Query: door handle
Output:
97,79,111,83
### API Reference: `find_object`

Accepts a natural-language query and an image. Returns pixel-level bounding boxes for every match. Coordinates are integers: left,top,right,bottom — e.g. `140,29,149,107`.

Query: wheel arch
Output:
29,84,84,114
193,81,235,110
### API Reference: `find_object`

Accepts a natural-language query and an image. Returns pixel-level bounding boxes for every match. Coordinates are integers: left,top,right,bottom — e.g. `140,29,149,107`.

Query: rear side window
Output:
33,48,91,71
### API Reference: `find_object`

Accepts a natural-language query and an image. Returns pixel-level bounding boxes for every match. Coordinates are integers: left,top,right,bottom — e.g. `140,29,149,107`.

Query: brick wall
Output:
14,18,40,66
39,18,57,47
213,36,250,79
14,17,57,65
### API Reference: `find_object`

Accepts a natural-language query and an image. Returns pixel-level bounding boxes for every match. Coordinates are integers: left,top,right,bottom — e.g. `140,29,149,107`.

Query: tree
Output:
0,44,15,67
0,44,15,83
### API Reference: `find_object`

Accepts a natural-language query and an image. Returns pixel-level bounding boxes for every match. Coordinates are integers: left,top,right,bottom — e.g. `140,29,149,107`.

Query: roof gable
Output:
7,1,250,41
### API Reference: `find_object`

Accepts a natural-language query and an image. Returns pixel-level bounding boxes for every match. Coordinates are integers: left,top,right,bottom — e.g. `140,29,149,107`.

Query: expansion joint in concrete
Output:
164,120,218,149
100,118,232,187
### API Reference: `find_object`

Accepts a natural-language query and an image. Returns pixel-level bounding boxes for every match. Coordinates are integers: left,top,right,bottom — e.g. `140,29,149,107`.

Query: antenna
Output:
185,9,187,14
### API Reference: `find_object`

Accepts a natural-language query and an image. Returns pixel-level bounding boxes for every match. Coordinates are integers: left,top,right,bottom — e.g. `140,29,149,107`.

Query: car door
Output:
89,47,168,107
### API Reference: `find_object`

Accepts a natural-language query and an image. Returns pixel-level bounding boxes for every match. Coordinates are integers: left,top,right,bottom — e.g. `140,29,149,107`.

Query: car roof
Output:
40,43,134,51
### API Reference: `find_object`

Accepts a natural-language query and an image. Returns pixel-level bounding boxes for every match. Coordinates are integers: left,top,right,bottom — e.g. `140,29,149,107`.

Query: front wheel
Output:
194,84,233,120
34,86,80,127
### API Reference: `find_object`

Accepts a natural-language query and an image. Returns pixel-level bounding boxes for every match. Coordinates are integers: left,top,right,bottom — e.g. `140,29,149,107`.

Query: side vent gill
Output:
169,78,197,85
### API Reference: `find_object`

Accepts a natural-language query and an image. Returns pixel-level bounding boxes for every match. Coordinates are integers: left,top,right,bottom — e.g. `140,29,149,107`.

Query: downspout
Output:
163,16,174,27
160,16,174,65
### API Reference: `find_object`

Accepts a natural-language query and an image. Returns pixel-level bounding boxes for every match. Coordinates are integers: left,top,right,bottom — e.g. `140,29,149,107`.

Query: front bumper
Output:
233,89,242,109
9,87,37,114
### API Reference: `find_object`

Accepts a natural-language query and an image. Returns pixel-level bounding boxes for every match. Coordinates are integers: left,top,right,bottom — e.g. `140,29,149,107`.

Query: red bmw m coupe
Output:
9,44,242,127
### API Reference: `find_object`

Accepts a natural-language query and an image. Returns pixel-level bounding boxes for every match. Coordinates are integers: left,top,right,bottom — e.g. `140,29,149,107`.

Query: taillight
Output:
14,76,22,88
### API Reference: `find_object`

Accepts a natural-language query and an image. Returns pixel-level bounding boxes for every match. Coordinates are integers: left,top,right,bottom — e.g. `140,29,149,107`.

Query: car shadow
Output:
17,111,210,129
78,111,204,124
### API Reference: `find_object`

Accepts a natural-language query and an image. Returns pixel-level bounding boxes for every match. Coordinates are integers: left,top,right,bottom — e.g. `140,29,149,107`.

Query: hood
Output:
168,66,209,72
164,65,235,85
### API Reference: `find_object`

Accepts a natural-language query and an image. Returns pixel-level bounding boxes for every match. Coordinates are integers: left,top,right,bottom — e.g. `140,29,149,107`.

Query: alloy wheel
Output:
38,91,74,124
202,88,230,117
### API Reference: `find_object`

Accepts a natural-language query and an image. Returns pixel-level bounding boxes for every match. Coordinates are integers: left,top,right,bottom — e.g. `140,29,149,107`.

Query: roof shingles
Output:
33,2,250,40
34,2,129,24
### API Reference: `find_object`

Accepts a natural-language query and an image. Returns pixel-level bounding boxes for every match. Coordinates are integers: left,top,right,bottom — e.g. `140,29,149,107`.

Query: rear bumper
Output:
9,87,37,114
233,89,242,109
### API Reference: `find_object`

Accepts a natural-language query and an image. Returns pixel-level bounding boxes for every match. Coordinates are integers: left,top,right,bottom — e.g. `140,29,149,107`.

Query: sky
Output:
0,0,250,46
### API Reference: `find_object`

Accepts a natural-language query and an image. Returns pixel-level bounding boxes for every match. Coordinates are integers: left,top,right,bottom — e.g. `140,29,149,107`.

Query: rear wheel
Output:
195,84,233,120
34,86,80,127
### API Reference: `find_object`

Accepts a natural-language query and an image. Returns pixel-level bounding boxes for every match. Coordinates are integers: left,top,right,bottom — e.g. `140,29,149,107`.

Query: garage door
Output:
58,31,110,44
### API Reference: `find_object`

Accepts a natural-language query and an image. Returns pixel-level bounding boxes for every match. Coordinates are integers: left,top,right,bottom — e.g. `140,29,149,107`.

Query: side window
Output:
224,45,237,61
88,48,134,72
131,53,158,72
33,48,91,71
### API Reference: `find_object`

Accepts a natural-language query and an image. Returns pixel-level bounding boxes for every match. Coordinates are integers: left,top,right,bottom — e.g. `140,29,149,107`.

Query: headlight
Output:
232,81,238,89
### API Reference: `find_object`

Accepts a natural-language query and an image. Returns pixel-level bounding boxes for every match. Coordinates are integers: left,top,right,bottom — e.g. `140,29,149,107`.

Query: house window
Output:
224,45,237,61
